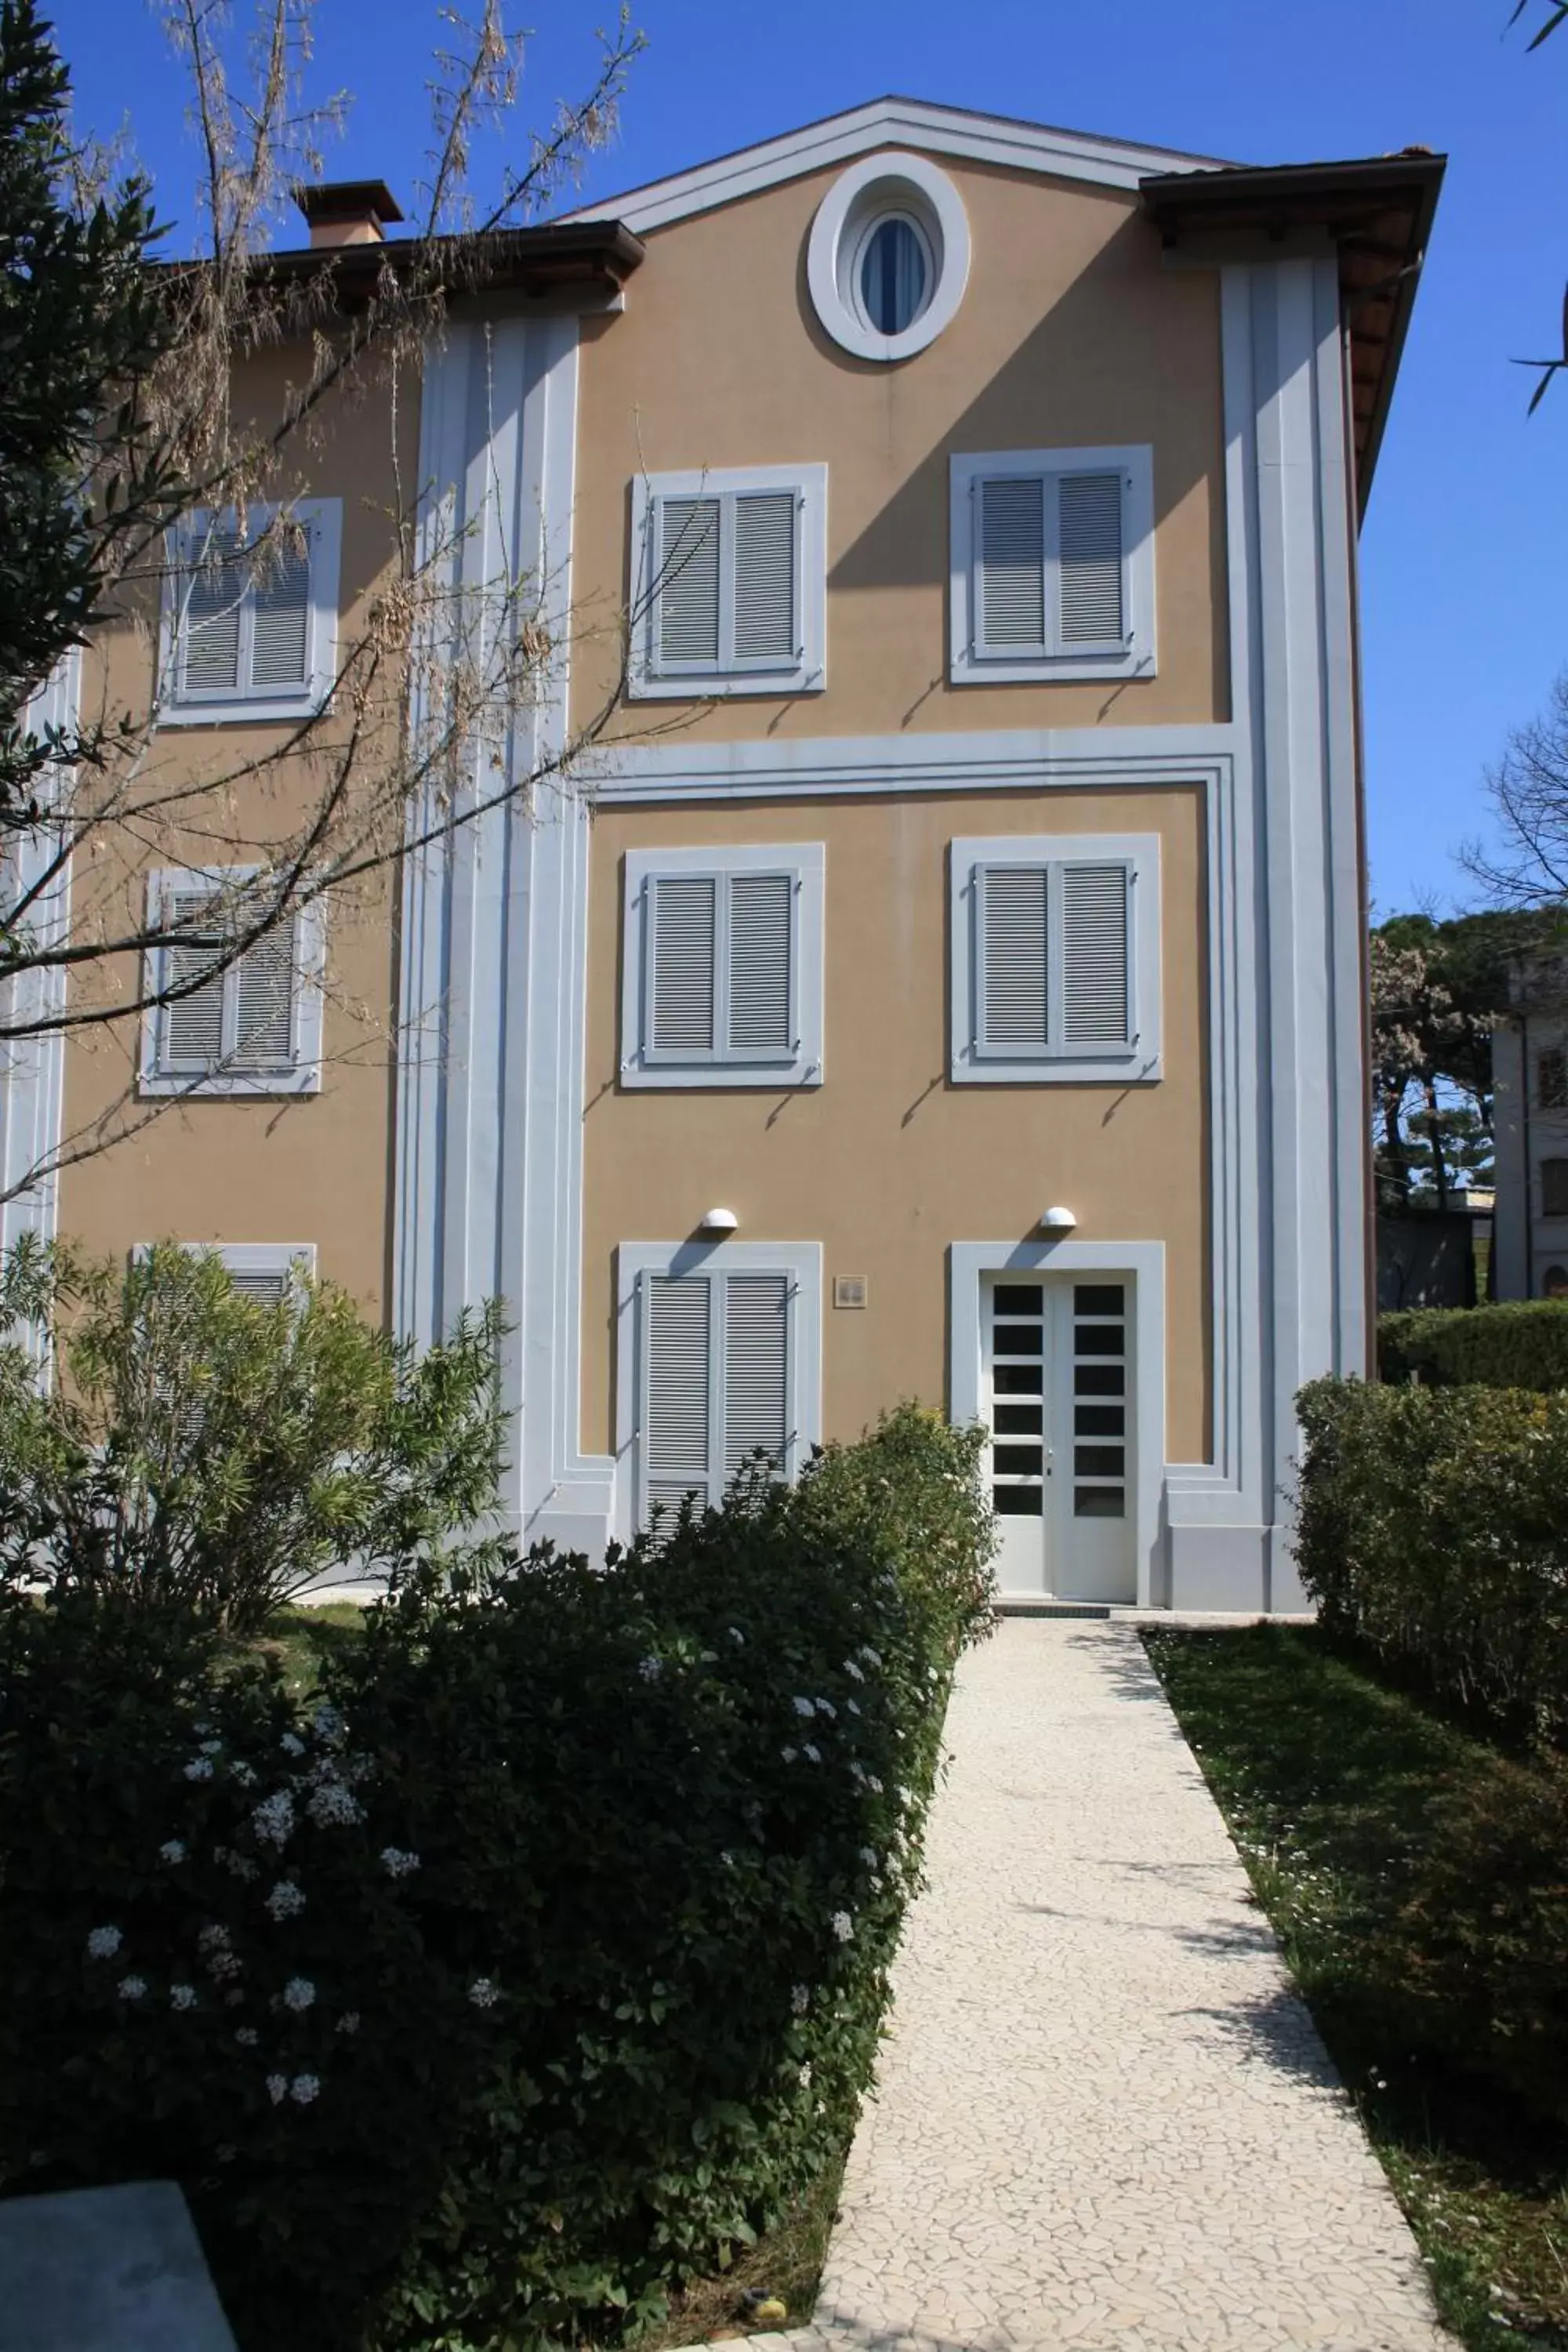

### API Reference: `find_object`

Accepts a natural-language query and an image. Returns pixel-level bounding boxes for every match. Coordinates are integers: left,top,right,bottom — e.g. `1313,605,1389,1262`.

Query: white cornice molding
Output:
564,97,1226,234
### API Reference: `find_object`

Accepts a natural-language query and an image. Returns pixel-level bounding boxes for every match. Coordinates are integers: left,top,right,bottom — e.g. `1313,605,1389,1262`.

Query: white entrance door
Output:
982,1276,1136,1604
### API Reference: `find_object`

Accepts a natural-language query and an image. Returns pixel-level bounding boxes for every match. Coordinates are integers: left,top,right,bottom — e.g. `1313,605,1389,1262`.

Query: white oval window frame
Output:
807,152,971,364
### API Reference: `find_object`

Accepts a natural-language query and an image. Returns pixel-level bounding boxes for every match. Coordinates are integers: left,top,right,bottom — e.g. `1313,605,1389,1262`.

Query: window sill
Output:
626,669,825,703
157,691,328,729
949,649,1156,688
619,1059,823,1092
137,1068,322,1100
950,1051,1161,1087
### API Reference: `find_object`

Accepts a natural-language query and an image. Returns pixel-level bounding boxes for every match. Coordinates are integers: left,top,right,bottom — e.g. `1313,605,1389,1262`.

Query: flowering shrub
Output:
0,1237,505,1635
1295,1377,1568,1745
0,1410,994,2352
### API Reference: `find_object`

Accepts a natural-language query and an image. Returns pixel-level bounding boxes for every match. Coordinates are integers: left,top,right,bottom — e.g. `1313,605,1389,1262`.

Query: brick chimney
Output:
293,180,405,249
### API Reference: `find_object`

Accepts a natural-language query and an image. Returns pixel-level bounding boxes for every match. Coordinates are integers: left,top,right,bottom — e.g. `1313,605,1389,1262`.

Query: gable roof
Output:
563,95,1229,232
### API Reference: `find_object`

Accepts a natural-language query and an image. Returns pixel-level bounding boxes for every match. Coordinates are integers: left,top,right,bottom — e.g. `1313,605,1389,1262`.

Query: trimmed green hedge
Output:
1378,1301,1568,1391
0,1406,995,2352
1295,1377,1568,1747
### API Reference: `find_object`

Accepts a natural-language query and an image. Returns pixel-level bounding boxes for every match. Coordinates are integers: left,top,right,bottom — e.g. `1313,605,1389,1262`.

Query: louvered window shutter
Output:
1057,472,1124,648
181,528,245,695
731,492,797,665
227,1268,291,1305
726,872,793,1054
162,891,227,1069
977,866,1050,1051
648,875,717,1055
976,477,1047,654
1061,863,1132,1047
723,1273,789,1480
249,528,313,689
644,1273,713,1518
655,496,720,669
231,915,298,1071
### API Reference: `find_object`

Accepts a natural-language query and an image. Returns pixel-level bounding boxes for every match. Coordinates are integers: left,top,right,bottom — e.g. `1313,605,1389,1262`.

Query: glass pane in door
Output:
989,1282,1044,1517
1071,1283,1127,1519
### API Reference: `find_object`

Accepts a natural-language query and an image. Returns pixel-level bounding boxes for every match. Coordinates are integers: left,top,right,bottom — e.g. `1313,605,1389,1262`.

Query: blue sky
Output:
61,0,1567,915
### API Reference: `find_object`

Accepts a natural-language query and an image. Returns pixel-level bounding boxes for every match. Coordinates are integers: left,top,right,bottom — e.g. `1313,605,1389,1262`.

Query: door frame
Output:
950,1240,1166,1607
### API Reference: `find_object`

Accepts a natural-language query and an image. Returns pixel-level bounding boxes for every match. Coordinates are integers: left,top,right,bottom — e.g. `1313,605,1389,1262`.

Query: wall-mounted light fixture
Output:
1039,1205,1077,1233
699,1207,739,1235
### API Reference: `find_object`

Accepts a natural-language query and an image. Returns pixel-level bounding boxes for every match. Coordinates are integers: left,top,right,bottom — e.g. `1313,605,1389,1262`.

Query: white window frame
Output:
137,865,328,1098
619,842,826,1090
948,446,1156,686
949,832,1163,1086
629,464,828,700
805,152,971,364
158,498,342,725
614,1240,823,1543
132,1241,318,1294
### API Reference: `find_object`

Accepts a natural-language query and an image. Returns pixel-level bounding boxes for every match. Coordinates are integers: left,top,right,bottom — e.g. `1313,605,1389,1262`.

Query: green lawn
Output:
1145,1625,1568,2352
240,1599,366,1699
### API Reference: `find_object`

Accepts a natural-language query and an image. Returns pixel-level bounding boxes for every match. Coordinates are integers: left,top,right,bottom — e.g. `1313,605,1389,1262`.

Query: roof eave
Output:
1138,154,1445,518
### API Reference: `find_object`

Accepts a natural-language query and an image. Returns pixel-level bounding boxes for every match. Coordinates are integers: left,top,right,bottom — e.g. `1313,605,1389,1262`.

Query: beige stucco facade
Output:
53,345,412,1320
572,157,1229,746
6,96,1404,1610
581,786,1210,1465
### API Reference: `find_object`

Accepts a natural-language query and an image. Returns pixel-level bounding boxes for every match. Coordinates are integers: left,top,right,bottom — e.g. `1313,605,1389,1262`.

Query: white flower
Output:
798,2062,813,2088
847,1699,862,1716
230,1761,257,1788
844,1660,865,1682
307,1781,364,1828
859,1846,878,1866
467,1978,499,2009
183,1758,214,1782
226,1852,259,1882
206,1949,241,1983
781,1747,798,1764
252,1792,295,1848
790,1984,809,2016
380,1847,421,1879
236,2027,259,2047
815,1697,837,1720
336,2012,360,2037
198,1738,223,1757
158,1840,187,1865
198,1924,231,1951
802,1743,822,1764
720,1849,736,1867
727,1626,745,1645
289,2074,321,2106
265,1880,305,1920
311,1704,345,1746
637,1655,663,1681
279,1733,306,1757
266,2074,288,2105
281,1977,316,2012
831,1911,854,1942
792,1697,815,1719
170,1984,197,2011
117,1976,147,2002
868,1774,884,1795
858,1646,882,1670
85,1926,122,1961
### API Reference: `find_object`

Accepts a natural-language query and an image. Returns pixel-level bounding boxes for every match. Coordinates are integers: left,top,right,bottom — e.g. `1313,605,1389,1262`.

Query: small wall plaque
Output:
833,1275,869,1309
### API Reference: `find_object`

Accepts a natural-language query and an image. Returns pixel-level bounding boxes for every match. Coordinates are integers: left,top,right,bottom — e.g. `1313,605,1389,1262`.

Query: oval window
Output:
856,215,931,336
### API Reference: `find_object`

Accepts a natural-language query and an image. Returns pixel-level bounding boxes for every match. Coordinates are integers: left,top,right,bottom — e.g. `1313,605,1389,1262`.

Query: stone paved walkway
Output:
746,1620,1453,2352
